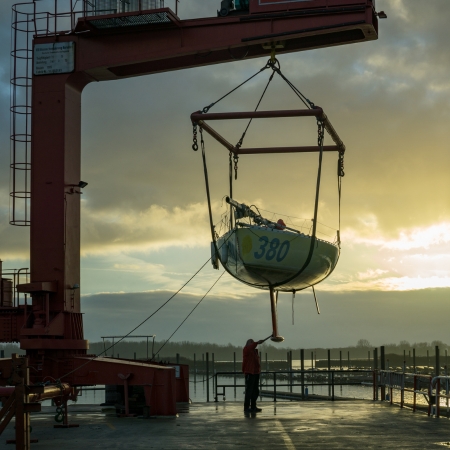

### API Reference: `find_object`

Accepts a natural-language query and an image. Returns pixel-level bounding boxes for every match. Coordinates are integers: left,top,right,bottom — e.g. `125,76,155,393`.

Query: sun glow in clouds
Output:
346,222,450,251
327,221,450,292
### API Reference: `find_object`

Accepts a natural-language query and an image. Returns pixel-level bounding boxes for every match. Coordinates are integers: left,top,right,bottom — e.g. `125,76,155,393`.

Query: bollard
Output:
273,372,277,403
331,371,335,401
300,349,305,399
289,350,293,393
233,352,236,398
260,351,263,401
194,353,197,384
380,346,385,401
327,350,331,397
206,352,210,402
435,346,440,378
374,348,378,401
212,353,215,396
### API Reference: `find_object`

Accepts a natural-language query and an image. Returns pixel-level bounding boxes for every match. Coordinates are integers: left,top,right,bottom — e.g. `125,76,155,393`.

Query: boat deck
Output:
3,400,450,449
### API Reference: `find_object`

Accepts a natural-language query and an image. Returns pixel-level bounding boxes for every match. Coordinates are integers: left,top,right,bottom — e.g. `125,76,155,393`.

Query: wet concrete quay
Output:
3,400,450,449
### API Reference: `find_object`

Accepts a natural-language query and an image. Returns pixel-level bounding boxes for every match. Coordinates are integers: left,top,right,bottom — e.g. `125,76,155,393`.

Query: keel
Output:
269,287,284,342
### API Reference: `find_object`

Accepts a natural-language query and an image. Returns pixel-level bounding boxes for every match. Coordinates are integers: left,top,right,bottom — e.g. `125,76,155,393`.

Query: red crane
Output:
0,0,384,447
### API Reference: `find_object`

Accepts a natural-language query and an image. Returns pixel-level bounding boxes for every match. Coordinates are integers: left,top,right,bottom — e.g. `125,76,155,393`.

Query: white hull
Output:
216,226,339,291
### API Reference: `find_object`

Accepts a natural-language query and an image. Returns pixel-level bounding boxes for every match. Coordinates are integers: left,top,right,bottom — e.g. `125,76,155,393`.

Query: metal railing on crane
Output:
9,0,178,227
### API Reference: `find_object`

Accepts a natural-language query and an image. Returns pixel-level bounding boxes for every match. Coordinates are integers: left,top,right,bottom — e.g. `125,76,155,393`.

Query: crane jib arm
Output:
67,0,379,81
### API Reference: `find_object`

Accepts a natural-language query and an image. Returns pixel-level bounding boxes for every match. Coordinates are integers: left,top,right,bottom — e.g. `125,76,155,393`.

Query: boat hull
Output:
216,226,339,291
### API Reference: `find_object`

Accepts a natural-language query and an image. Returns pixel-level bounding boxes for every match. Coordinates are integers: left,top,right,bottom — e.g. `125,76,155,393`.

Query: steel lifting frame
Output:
190,107,346,155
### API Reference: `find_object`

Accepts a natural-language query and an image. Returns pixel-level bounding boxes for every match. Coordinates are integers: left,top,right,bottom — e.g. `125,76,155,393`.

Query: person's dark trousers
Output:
244,373,260,410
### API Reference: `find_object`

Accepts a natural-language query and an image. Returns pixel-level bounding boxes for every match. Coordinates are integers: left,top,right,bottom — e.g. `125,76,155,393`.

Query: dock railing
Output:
213,369,374,403
211,369,448,419
430,376,450,418
376,370,444,416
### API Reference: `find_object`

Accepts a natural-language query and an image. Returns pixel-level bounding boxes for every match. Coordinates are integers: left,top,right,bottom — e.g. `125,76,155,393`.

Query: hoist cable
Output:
201,64,269,113
152,271,226,358
270,63,313,109
236,70,275,149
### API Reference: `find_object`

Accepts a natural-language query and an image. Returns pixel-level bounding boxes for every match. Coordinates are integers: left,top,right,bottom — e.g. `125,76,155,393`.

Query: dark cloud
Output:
1,0,450,295
82,287,450,348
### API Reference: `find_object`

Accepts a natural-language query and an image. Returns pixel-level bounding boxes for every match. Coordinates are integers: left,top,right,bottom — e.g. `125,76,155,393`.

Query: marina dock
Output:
3,400,450,449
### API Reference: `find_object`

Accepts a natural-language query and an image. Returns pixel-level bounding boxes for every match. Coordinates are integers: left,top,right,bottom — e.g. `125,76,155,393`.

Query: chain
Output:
54,405,65,423
317,118,325,147
192,123,199,151
200,127,205,152
233,154,239,180
338,152,345,177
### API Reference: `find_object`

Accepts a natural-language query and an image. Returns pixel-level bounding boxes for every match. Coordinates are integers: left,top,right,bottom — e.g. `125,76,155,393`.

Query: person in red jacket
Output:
242,335,271,413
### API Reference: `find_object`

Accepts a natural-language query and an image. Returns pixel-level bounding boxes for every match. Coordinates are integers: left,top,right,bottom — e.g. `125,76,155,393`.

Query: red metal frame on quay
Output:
1,0,381,447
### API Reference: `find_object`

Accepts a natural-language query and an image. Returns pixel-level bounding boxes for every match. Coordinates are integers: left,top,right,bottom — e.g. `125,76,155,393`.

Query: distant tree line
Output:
1,339,448,362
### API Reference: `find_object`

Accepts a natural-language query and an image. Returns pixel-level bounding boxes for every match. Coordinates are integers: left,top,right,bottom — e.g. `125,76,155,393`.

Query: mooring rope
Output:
57,257,223,381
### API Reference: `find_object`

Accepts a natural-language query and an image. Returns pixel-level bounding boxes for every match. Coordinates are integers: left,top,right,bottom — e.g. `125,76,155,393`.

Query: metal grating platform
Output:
88,11,171,28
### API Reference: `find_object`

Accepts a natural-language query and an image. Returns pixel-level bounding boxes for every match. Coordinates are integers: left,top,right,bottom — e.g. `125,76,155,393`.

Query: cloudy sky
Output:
1,0,449,350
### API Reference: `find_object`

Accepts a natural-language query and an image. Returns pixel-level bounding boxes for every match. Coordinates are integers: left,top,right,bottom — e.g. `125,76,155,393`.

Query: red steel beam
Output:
237,145,341,154
197,120,236,152
191,108,323,122
198,119,341,154
195,108,345,154
34,1,378,81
